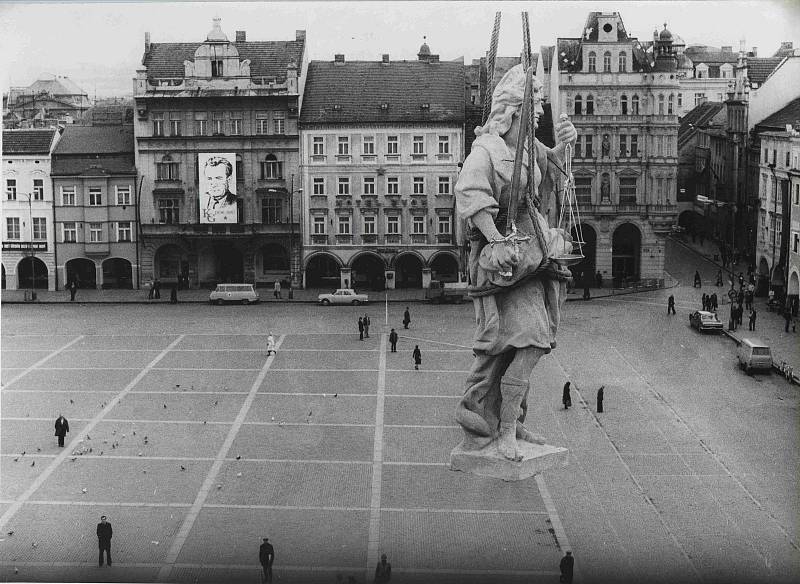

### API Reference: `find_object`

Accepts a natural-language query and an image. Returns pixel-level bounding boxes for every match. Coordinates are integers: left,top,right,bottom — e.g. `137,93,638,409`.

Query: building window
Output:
6,179,17,200
61,186,76,205
338,177,350,195
170,112,182,136
256,113,269,135
795,183,800,205
574,177,592,204
678,93,683,107
158,199,179,224
588,51,596,72
88,187,102,206
668,94,674,114
260,154,282,180
313,216,326,234
387,177,399,195
586,95,594,115
387,135,399,155
312,136,325,156
194,112,207,136
574,138,582,158
156,156,179,181
117,221,132,242
631,95,639,115
116,186,131,206
772,150,777,166
694,92,706,106
763,148,768,163
235,154,244,181
273,112,285,135
413,135,425,155
212,112,225,135
585,135,593,158
211,59,223,77
262,198,282,224
658,94,665,115
33,179,44,200
786,152,791,167
386,215,400,234
231,114,242,135
337,136,350,156
32,217,46,240
574,95,582,115
363,136,375,155
438,135,450,155
152,112,164,136
619,135,627,157
313,178,325,195
413,177,425,195
619,177,637,203
6,217,20,239
89,222,103,243
338,215,351,235
363,177,375,195
631,135,638,157
62,221,77,242
412,215,425,234
438,176,451,195
363,215,376,234
438,215,451,234
620,95,628,115
619,51,627,72
603,51,611,72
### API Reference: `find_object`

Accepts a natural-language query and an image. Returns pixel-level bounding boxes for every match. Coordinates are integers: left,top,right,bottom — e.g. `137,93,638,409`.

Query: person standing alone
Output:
667,294,675,315
363,314,370,338
562,382,572,409
54,414,69,447
96,515,113,567
259,537,274,583
273,280,281,300
403,307,411,329
68,280,78,302
358,317,364,341
597,386,604,413
748,308,757,331
412,345,421,370
559,551,574,583
374,553,391,583
389,328,398,352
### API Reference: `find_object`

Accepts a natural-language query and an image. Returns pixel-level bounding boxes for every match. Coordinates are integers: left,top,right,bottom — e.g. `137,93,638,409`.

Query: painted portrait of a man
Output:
199,153,237,223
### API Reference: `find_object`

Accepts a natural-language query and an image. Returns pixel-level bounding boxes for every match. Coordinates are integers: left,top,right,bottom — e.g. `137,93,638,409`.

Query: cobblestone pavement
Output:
1,298,797,584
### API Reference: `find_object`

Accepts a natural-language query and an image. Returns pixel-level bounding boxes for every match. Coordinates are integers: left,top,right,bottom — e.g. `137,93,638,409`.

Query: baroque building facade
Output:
133,19,307,288
298,47,465,289
553,12,679,285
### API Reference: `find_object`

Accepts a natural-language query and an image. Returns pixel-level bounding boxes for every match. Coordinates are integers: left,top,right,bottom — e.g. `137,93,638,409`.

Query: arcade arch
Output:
351,252,386,290
305,253,341,288
66,258,97,288
429,252,459,282
101,258,133,289
612,223,641,285
394,252,424,288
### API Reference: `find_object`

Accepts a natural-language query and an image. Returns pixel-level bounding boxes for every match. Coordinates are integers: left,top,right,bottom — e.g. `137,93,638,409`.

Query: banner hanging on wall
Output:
198,153,237,224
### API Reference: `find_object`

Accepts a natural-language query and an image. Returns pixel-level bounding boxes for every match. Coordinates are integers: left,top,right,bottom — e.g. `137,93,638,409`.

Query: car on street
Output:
209,283,260,305
689,310,723,333
318,288,369,306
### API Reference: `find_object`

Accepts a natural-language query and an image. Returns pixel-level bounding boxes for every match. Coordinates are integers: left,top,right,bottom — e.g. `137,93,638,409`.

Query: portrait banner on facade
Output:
199,153,237,223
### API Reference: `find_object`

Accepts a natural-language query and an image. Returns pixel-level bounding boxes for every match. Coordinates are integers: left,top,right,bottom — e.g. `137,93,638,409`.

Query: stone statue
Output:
602,134,610,157
451,64,575,479
601,174,611,201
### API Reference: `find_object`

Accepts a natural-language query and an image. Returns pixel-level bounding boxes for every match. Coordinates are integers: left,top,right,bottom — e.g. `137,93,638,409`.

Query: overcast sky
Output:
1,0,798,98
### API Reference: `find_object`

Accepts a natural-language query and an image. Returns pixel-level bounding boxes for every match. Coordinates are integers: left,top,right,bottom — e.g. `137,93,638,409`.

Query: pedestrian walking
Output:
259,537,274,583
711,293,718,311
147,279,154,300
597,386,604,413
745,289,753,311
363,314,370,338
169,285,178,304
736,303,744,327
559,551,574,583
358,317,364,341
68,280,78,302
374,553,391,583
96,515,113,567
667,294,676,315
595,270,603,288
153,279,161,299
389,328,398,353
748,309,757,331
693,270,701,288
701,293,708,311
54,414,69,447
412,345,421,370
273,280,281,299
402,307,411,329
266,332,276,356
562,381,572,409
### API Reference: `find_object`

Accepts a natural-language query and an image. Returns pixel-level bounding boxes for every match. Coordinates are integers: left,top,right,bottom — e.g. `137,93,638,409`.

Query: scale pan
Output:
552,253,585,266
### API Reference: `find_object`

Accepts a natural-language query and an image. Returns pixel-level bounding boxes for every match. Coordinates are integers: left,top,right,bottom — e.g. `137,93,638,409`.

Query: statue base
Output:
449,440,568,481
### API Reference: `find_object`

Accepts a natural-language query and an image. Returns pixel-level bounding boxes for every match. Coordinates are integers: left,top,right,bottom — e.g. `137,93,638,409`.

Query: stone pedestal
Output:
450,440,568,481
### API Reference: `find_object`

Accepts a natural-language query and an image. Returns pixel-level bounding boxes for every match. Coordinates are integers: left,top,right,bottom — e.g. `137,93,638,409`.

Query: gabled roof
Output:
142,41,305,81
580,12,632,43
678,101,724,150
52,125,134,156
300,60,464,125
754,97,800,132
2,129,59,155
26,76,88,97
683,46,738,65
747,57,784,85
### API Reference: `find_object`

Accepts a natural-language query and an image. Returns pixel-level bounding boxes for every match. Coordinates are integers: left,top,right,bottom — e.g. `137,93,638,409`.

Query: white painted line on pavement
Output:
382,507,549,515
1,335,84,388
157,334,284,581
366,333,388,581
386,369,471,373
0,334,184,534
396,335,473,349
535,475,576,570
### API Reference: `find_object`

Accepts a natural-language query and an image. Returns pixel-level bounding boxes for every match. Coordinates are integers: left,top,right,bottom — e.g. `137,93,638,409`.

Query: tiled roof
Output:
747,57,784,85
678,101,724,150
300,60,464,124
51,155,136,176
26,76,87,96
754,97,800,132
2,129,58,155
142,41,305,81
52,125,134,155
683,46,738,65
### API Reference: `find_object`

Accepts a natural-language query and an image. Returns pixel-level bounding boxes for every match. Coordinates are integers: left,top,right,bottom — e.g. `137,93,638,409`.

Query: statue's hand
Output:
489,242,519,274
555,115,577,147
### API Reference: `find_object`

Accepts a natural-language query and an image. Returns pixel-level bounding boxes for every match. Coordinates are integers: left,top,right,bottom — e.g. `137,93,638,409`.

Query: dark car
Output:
689,310,723,333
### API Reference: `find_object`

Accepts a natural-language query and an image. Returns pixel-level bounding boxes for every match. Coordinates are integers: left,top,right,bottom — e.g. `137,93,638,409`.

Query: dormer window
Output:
211,59,224,77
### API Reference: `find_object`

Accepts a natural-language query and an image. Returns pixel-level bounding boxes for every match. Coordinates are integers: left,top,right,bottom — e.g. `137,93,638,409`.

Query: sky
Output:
1,0,799,98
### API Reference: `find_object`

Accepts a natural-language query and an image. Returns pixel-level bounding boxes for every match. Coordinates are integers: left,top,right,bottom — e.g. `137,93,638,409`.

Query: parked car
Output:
737,338,773,373
425,280,469,304
689,310,723,333
318,288,369,306
209,284,260,305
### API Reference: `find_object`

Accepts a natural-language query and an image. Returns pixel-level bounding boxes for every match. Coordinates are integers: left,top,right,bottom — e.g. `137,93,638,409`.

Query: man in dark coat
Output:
711,293,718,311
595,270,603,288
389,329,398,352
54,414,69,447
597,386,604,413
667,295,676,315
153,279,161,299
412,345,421,370
559,551,574,583
374,553,391,583
169,285,178,304
68,280,77,301
358,317,364,341
748,308,757,331
96,515,113,566
694,271,701,288
701,293,708,311
562,382,572,409
403,307,411,329
363,314,370,338
259,537,274,583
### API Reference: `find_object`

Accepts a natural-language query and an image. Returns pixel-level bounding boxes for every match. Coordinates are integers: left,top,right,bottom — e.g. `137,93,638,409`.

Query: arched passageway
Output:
198,243,244,284
395,253,423,288
154,244,190,287
351,254,385,290
430,253,459,283
612,223,641,286
17,257,48,289
102,258,133,289
305,253,341,288
66,258,97,289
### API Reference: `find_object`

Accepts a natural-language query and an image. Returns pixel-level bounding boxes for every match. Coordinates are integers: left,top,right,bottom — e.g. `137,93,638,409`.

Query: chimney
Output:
236,30,246,42
145,32,151,53
721,46,732,53
382,54,390,64
334,54,345,64
296,30,306,42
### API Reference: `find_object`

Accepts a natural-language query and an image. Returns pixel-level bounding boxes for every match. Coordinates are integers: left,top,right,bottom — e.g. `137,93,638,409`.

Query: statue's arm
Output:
455,146,502,242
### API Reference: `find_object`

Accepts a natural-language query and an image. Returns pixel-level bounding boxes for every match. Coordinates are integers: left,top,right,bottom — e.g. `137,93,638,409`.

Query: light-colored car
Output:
209,283,260,305
737,338,772,373
689,310,723,333
318,288,369,306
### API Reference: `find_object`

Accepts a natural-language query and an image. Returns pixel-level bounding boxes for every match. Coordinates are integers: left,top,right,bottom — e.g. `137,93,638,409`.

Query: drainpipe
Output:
134,174,141,289
52,180,59,290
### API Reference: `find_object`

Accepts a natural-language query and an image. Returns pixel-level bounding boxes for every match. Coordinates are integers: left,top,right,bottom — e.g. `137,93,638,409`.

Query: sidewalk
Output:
671,235,799,382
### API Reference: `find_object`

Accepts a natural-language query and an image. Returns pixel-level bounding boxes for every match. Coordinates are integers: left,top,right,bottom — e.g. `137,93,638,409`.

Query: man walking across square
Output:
667,294,676,315
96,515,113,567
412,345,421,370
748,308,757,331
389,328,398,353
54,414,69,447
259,537,274,583
403,307,411,329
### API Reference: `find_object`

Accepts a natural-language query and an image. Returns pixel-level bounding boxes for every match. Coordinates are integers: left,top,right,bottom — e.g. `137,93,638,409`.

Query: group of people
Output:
146,279,179,303
701,292,719,313
357,308,422,370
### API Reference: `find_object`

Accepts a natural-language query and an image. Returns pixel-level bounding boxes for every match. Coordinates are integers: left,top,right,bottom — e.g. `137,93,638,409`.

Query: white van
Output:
209,284,260,305
737,338,772,373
